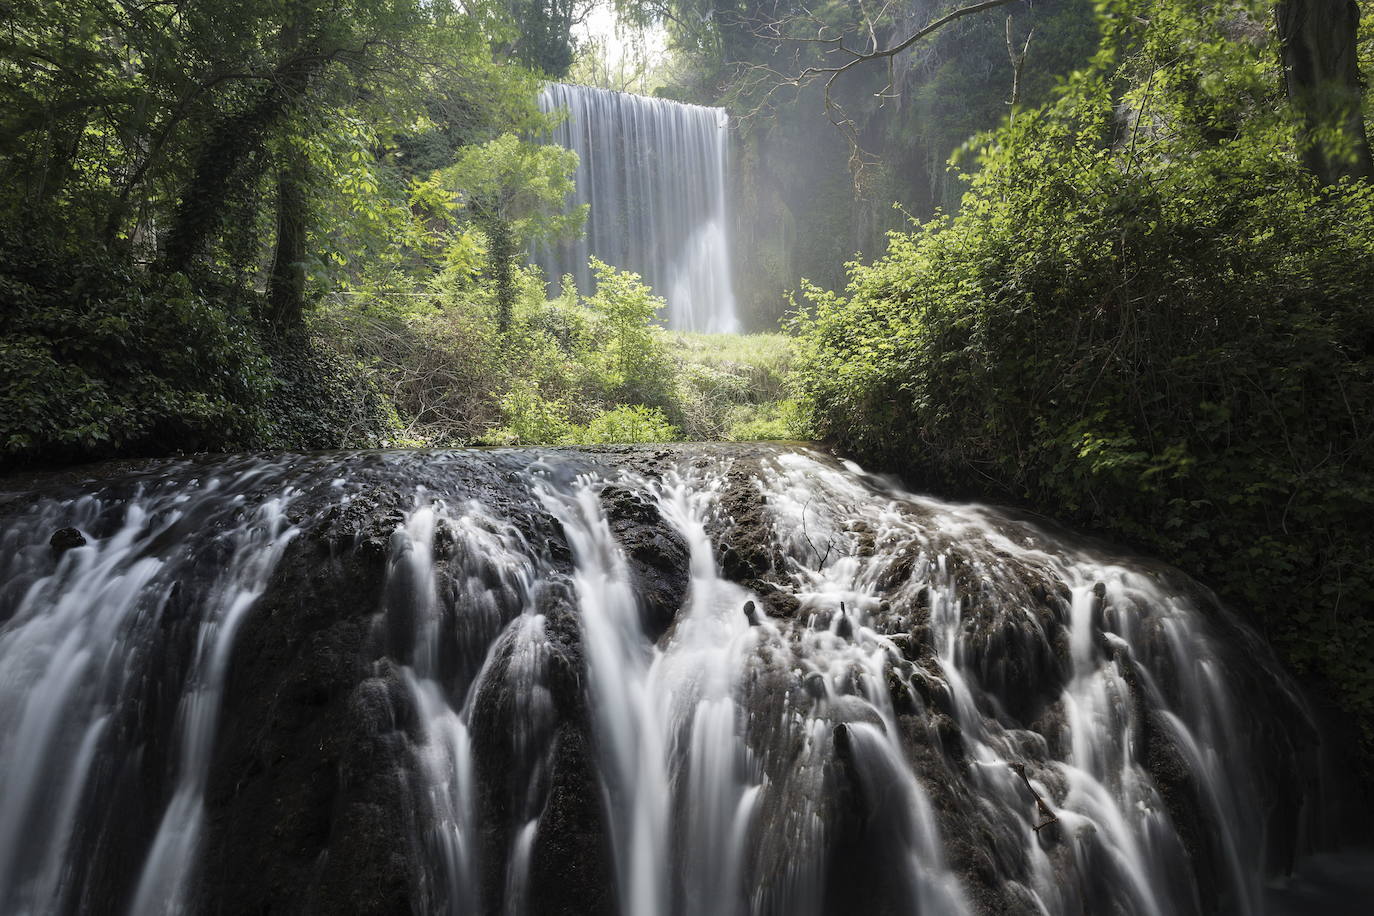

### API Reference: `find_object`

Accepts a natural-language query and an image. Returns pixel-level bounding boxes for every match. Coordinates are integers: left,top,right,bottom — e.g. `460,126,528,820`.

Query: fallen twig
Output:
1009,762,1059,833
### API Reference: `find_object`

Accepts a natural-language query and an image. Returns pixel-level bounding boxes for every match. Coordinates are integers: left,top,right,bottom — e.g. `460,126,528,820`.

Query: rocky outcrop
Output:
198,452,624,916
601,484,689,641
0,444,1351,916
200,524,410,916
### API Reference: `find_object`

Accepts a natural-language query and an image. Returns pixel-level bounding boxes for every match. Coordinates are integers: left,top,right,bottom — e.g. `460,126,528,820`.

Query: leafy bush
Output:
328,258,707,447
0,234,394,469
724,399,810,442
665,332,796,439
483,381,577,446
259,330,397,450
316,286,511,445
0,236,274,467
579,405,680,444
580,258,676,409
794,4,1374,755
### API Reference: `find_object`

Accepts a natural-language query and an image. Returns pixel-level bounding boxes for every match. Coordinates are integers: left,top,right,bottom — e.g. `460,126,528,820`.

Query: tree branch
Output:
792,0,1025,84
740,0,1028,182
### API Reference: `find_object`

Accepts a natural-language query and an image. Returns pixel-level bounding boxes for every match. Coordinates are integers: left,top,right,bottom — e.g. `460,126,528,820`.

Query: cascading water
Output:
0,446,1344,915
0,459,310,915
535,83,740,333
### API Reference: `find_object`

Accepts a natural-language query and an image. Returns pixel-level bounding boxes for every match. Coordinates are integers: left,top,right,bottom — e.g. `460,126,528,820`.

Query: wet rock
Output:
751,580,800,618
315,486,409,557
824,721,935,916
200,524,414,916
955,567,1072,727
1,444,1342,916
834,603,854,639
432,518,457,559
527,725,616,916
1142,704,1220,910
803,671,829,699
709,462,791,600
48,526,85,552
600,484,689,640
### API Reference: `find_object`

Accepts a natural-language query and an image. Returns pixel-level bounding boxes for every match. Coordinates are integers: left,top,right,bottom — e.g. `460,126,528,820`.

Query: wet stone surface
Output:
0,444,1362,916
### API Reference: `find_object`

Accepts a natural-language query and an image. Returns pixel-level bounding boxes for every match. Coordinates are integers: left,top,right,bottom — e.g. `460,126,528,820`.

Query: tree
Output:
439,134,585,331
1277,0,1374,184
504,0,591,76
268,145,311,326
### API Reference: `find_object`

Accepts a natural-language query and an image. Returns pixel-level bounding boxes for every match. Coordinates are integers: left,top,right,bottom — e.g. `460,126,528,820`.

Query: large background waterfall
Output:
535,83,739,333
0,445,1351,915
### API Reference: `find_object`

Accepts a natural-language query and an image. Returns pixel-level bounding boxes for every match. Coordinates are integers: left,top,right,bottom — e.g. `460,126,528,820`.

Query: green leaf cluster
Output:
793,0,1374,758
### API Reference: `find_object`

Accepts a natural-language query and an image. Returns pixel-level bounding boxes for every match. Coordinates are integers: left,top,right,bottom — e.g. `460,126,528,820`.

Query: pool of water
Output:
1265,848,1374,915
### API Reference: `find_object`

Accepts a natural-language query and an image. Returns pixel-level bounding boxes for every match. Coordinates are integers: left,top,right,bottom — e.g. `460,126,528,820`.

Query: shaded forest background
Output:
3,0,1374,765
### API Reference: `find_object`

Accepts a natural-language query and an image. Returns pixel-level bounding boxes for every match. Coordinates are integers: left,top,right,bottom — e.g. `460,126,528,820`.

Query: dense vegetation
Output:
793,0,1374,756
0,0,799,468
2,0,1372,764
319,256,798,447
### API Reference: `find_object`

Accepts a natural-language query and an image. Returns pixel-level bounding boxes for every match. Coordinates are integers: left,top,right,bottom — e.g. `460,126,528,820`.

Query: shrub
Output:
485,381,579,446
724,399,810,442
793,7,1374,757
581,258,675,409
578,405,680,444
665,332,796,439
0,235,274,467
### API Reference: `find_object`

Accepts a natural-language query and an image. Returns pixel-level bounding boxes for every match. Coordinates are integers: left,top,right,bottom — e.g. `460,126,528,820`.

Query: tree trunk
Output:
159,89,289,274
268,149,309,326
159,7,320,275
1276,0,1374,185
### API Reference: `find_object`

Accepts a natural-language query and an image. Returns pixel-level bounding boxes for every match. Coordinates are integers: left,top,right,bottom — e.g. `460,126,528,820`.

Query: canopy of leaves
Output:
0,0,562,466
439,134,586,247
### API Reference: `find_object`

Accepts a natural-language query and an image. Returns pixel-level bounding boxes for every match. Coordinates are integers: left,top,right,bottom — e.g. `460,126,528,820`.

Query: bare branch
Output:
791,0,1024,84
1005,14,1035,123
737,0,1027,184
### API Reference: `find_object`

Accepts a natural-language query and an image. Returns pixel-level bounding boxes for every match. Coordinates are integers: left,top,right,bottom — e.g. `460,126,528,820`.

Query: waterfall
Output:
0,459,309,915
536,83,740,333
0,446,1343,914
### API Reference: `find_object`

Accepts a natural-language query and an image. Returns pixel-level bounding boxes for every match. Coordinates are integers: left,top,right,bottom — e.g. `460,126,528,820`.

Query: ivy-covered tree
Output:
1277,0,1374,184
438,134,585,331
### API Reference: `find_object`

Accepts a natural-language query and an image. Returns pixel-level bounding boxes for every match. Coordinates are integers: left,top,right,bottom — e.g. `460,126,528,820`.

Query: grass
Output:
660,331,808,441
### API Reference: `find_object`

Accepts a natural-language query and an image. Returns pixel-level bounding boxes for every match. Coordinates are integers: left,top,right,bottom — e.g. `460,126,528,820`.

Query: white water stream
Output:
0,447,1324,914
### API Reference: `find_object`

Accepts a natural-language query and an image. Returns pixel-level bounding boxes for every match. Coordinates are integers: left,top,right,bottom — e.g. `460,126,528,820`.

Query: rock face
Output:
48,526,86,552
200,533,411,915
0,444,1359,916
191,451,639,916
601,484,689,641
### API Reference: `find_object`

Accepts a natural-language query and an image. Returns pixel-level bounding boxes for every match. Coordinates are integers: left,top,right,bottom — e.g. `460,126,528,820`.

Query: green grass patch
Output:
661,331,808,441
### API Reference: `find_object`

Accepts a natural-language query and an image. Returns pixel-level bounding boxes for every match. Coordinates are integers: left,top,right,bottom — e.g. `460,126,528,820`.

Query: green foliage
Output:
0,0,559,465
0,234,391,468
579,405,681,444
664,331,800,439
0,237,270,464
580,258,675,406
438,135,586,248
503,0,584,77
794,0,1374,757
321,260,802,447
488,380,581,445
324,258,684,446
426,132,584,329
723,398,810,442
